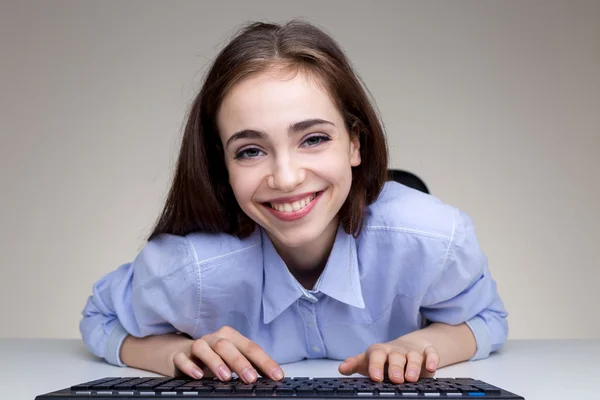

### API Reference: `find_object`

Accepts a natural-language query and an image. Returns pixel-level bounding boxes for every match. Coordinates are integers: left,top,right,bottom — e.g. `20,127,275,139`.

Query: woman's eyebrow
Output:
289,118,335,134
226,118,335,149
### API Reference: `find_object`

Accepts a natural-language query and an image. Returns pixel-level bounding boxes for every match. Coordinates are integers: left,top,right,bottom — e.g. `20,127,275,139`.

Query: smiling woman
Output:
147,21,389,244
80,20,508,388
218,70,362,254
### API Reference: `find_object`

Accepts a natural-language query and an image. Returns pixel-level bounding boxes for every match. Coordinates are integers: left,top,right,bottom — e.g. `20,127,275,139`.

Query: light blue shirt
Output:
80,182,508,367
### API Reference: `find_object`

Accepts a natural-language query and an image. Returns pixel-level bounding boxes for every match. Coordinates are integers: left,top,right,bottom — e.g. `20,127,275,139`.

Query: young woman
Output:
80,20,508,385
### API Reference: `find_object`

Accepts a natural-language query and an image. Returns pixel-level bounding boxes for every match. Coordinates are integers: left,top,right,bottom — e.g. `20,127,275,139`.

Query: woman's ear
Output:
350,134,361,167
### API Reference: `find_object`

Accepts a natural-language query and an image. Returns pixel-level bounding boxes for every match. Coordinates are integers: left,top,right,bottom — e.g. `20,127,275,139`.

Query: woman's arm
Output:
120,333,194,377
397,322,476,368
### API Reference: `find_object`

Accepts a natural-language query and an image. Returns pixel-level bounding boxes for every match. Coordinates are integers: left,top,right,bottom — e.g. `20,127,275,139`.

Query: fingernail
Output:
271,367,284,380
428,362,436,370
217,366,231,380
406,370,417,379
192,368,204,379
391,370,403,379
242,367,257,383
372,369,383,380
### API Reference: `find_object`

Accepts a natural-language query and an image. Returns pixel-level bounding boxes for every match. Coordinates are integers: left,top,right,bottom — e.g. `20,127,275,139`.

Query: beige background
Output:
1,0,598,340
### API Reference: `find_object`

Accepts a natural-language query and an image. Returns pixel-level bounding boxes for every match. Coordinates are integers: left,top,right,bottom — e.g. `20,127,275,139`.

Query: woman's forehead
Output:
217,70,343,137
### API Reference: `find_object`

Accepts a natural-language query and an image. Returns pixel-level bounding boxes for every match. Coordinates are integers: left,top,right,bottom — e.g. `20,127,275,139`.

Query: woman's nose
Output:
267,155,306,192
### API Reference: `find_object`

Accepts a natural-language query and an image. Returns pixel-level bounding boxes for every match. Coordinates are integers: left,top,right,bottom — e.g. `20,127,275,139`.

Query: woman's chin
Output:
267,226,324,249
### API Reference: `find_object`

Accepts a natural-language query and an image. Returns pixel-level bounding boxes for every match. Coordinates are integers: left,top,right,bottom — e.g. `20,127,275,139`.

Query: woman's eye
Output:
235,147,265,159
302,135,331,147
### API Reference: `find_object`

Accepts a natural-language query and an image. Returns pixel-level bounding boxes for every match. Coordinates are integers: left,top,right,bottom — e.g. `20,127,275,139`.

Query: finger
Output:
191,338,232,381
211,338,258,383
386,351,407,384
366,347,388,382
338,353,366,376
423,346,439,373
173,352,204,380
404,350,424,382
210,337,260,383
225,329,284,381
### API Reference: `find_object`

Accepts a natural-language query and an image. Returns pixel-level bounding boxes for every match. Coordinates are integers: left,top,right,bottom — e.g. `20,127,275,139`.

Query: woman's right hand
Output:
172,326,284,383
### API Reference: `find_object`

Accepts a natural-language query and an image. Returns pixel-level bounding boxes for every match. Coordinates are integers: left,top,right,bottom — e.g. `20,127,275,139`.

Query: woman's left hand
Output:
338,338,439,383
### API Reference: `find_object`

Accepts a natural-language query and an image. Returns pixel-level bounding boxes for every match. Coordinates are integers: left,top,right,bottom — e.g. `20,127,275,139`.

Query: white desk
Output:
1,339,598,400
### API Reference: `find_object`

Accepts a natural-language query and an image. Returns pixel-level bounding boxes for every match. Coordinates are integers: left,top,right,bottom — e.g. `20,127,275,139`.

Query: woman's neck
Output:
270,217,339,290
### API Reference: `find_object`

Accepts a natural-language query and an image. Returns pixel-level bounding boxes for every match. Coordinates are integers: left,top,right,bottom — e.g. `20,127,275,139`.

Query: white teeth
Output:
291,201,301,212
269,193,318,213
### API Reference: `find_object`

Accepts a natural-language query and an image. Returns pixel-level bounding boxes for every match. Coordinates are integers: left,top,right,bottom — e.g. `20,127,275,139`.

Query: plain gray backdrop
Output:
1,0,598,340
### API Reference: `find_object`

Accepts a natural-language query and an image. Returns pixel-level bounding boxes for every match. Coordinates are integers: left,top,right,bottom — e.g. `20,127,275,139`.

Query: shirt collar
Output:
261,229,305,324
261,226,365,325
313,225,365,310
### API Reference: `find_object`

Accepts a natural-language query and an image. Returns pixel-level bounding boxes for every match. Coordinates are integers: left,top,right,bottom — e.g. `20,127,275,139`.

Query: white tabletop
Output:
1,339,599,400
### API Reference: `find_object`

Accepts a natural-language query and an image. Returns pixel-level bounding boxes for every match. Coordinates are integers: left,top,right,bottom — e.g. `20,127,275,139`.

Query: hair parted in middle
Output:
148,20,389,242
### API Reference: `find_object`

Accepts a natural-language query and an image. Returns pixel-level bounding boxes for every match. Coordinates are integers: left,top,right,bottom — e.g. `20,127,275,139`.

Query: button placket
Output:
300,299,325,358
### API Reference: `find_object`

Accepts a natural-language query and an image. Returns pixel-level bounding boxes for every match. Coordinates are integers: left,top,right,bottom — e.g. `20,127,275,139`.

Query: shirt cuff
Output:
465,315,491,361
105,322,129,367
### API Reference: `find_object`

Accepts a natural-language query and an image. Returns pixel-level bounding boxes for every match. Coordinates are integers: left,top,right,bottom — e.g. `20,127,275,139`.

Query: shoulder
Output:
363,181,459,242
134,229,262,279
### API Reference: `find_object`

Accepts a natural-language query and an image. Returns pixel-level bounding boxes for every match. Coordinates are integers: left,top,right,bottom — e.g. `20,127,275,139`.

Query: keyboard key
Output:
235,384,255,394
92,378,136,390
134,378,174,389
297,387,316,395
255,386,276,395
276,388,296,396
114,377,155,390
71,377,121,390
441,389,462,394
214,385,234,393
317,387,335,395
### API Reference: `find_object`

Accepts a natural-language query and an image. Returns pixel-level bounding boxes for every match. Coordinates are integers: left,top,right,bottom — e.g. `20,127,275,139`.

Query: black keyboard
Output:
35,376,524,399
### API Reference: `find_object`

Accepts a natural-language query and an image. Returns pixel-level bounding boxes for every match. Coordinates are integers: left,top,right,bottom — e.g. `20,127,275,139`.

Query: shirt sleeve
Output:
79,233,198,366
419,209,509,360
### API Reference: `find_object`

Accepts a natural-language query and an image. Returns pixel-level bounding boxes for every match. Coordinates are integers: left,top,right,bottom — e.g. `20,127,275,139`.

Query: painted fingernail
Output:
271,367,284,380
217,366,231,380
242,367,257,383
192,368,204,379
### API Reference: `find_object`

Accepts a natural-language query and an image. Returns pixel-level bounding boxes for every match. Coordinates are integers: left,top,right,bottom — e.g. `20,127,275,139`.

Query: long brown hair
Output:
148,20,388,241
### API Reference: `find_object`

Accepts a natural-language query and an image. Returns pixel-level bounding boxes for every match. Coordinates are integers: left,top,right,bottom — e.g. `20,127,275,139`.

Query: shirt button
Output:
312,345,321,352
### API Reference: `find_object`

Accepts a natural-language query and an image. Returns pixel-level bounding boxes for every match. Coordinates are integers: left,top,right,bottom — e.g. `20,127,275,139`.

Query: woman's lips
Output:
262,191,323,221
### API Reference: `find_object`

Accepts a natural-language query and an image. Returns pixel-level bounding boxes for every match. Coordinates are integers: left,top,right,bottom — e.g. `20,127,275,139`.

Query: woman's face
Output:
217,69,361,249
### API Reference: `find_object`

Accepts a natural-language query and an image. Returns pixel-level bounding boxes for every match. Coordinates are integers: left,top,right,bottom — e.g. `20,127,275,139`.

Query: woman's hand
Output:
338,337,439,383
172,326,284,383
